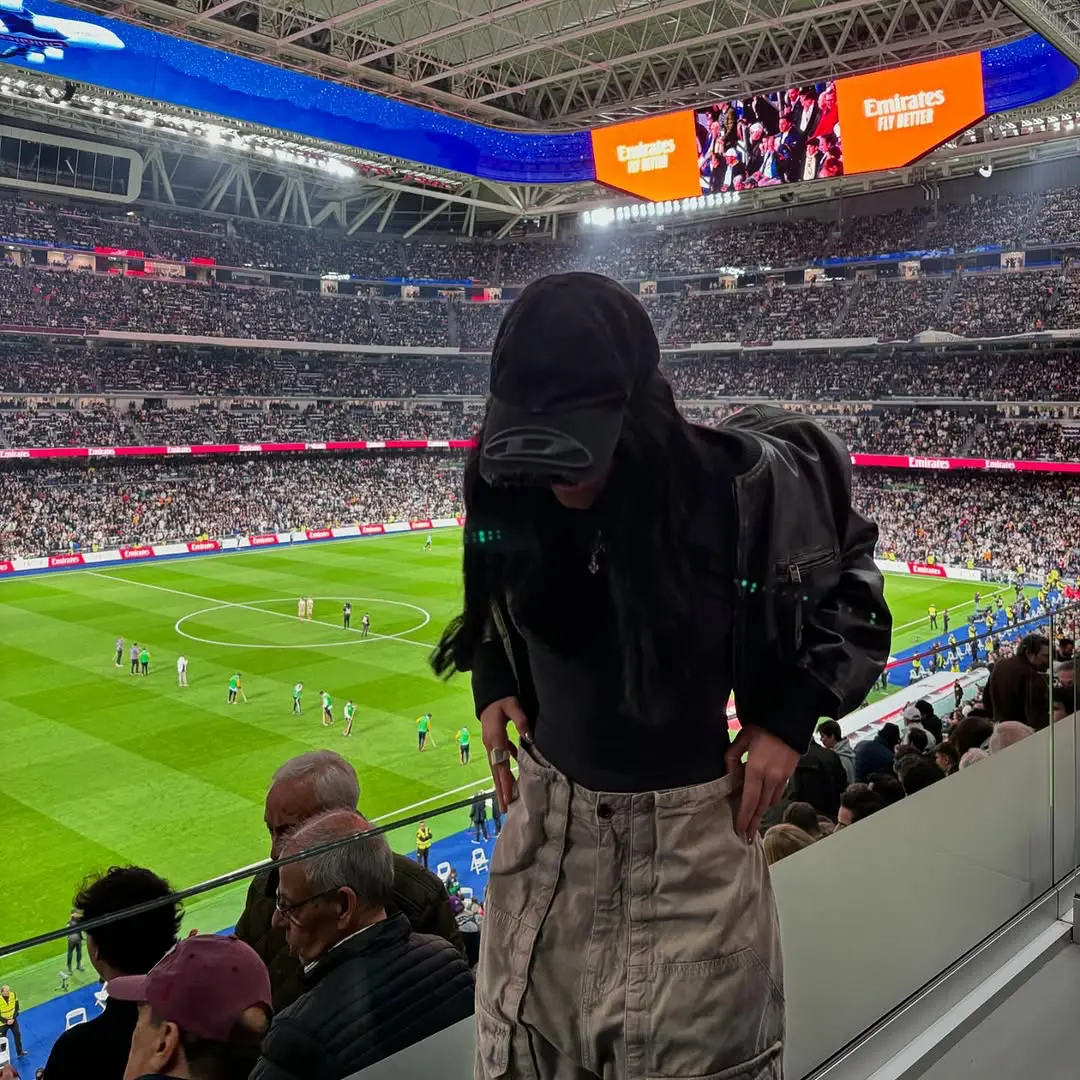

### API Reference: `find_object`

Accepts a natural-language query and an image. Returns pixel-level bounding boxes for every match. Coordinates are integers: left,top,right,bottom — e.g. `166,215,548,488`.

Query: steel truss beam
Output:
462,0,1024,121
102,0,532,125
1001,0,1080,67
93,0,1024,126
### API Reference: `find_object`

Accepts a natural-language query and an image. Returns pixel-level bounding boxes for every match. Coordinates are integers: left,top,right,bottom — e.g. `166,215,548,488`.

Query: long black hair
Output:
431,370,717,717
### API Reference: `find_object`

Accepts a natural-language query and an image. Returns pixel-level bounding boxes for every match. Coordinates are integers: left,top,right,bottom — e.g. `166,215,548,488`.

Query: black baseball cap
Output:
480,272,660,486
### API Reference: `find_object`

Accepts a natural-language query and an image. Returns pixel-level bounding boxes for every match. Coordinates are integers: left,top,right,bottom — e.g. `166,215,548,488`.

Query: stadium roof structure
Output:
3,0,1080,235
71,0,1071,128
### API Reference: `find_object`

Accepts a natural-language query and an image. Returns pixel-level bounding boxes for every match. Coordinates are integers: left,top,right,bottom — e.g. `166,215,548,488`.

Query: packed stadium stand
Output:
5,20,1080,1075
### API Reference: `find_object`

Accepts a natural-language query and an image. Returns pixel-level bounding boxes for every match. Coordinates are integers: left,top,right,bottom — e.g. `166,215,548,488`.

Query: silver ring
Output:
490,747,511,766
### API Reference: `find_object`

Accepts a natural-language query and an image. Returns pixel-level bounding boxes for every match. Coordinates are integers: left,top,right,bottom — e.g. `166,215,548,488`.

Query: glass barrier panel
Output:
1049,608,1080,902
776,719,1055,1078
0,793,485,1078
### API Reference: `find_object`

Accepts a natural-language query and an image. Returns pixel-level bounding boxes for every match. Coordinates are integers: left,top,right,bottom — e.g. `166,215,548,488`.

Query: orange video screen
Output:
590,49,987,202
835,52,985,175
590,111,702,202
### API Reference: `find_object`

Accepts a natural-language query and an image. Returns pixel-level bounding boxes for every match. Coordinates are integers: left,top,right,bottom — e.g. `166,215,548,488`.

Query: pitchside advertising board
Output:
0,518,466,576
592,49,997,201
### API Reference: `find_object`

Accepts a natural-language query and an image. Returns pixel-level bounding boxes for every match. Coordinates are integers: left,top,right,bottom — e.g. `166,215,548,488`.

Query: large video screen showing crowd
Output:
696,83,842,194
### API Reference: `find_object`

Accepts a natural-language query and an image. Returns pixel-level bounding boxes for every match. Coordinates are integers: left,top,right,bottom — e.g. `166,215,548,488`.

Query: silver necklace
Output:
588,530,605,574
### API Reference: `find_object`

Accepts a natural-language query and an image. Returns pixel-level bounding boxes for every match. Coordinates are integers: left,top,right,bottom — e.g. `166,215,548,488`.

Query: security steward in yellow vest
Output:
416,821,434,871
0,984,25,1057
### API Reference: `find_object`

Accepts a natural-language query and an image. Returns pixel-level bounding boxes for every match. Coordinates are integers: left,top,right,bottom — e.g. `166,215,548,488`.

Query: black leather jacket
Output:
470,406,891,754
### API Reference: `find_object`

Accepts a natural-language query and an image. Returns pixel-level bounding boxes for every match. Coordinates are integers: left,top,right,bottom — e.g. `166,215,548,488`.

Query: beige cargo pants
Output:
475,744,784,1079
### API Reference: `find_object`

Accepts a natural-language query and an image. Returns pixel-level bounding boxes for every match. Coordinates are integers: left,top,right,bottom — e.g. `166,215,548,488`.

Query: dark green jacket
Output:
235,855,466,1012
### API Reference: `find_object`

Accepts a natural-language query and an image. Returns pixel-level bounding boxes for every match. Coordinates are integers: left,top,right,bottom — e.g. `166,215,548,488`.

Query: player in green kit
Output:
292,682,303,715
456,725,470,765
321,690,333,727
139,646,150,676
343,699,356,737
416,712,432,751
227,672,240,704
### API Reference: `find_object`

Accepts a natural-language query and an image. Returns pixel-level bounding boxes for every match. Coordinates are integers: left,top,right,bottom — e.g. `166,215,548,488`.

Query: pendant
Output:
588,532,603,574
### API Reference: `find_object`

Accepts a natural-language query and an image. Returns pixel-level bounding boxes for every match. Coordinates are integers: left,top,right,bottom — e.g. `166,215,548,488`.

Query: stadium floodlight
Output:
582,211,592,225
593,206,614,227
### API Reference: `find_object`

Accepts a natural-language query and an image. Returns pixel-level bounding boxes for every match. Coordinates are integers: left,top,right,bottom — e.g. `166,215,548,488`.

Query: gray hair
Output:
987,721,1034,755
271,750,359,811
284,809,394,909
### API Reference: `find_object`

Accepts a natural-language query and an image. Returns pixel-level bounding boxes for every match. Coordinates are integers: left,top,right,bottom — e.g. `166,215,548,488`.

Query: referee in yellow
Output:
0,984,26,1057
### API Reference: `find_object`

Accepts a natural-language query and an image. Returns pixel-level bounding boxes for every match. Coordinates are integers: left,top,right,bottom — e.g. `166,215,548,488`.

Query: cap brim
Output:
107,974,150,1002
480,398,622,486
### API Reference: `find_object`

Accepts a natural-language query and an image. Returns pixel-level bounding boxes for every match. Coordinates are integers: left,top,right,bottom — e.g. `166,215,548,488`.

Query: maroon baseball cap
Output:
108,934,271,1042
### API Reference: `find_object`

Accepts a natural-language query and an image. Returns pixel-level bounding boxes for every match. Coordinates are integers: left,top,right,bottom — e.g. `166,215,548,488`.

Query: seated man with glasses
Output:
236,750,463,1012
251,809,474,1080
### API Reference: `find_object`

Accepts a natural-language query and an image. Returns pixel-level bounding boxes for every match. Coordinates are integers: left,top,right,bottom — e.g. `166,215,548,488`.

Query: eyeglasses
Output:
274,888,338,924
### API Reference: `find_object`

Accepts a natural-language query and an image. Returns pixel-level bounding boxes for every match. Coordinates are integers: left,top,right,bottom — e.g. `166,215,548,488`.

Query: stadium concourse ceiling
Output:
66,0,1037,129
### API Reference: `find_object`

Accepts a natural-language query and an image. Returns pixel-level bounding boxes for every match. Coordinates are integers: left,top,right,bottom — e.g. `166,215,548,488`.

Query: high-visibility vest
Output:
0,991,17,1021
416,828,433,852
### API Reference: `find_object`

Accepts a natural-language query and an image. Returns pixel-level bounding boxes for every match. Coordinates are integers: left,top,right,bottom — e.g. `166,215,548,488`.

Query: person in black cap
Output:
433,272,890,1079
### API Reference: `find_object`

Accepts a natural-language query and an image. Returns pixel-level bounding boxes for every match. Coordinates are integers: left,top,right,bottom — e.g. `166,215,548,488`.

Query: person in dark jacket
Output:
42,867,180,1080
235,750,463,1013
787,739,849,821
431,273,891,1079
251,810,474,1080
469,795,489,841
854,722,901,782
985,633,1052,730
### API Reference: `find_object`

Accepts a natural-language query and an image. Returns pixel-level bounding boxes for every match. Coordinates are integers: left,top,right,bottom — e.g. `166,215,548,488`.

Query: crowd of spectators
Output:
3,450,1080,579
856,469,1080,580
2,341,1080,459
8,263,1080,347
5,396,1080,461
0,454,464,559
764,628,1078,869
0,348,492,398
1,180,1078,288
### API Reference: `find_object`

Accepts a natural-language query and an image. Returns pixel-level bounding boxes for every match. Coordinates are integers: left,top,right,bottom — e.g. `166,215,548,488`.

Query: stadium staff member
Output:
432,272,890,1079
0,986,25,1058
235,751,463,1011
415,820,434,870
43,867,181,1080
252,810,474,1080
109,934,271,1080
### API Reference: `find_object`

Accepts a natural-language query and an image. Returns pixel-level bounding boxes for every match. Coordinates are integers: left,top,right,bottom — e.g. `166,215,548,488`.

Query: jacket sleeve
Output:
797,496,893,721
233,873,262,949
786,414,892,730
1024,671,1051,730
252,1019,332,1080
390,854,467,958
471,634,519,719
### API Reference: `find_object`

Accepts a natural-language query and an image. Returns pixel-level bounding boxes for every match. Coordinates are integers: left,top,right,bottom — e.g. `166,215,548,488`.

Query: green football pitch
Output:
0,531,999,1001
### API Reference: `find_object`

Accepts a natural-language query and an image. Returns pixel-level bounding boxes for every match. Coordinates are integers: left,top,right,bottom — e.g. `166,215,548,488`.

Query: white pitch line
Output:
189,774,511,893
371,775,510,823
86,570,435,649
891,583,1013,635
